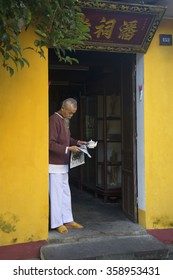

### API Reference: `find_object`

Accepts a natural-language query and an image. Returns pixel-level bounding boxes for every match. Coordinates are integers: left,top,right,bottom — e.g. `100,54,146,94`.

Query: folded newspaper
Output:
70,145,91,169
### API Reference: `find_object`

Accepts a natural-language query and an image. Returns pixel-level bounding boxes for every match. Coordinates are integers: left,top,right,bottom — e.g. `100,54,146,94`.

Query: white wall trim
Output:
136,53,146,211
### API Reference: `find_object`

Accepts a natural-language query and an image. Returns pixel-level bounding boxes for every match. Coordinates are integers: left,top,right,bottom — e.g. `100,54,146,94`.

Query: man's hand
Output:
68,146,81,153
77,140,87,146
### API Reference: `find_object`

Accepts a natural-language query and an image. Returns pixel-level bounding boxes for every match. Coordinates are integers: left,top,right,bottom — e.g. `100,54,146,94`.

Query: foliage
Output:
0,0,92,76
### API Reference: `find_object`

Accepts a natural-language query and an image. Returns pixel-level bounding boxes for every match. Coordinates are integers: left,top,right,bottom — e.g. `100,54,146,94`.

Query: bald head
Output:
62,98,77,109
59,98,77,119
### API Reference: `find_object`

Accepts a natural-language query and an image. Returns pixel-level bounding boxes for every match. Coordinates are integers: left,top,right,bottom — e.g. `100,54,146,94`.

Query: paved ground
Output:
41,186,172,260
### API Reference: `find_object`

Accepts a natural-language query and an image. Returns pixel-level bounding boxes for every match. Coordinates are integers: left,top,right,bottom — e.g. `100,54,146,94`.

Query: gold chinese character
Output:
84,16,91,28
94,17,116,39
118,20,138,41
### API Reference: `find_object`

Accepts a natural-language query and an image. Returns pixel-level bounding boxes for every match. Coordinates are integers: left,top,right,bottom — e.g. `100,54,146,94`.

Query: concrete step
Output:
48,220,148,245
40,235,169,260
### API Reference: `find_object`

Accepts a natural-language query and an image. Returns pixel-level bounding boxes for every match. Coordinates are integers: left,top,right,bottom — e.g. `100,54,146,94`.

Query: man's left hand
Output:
77,140,87,146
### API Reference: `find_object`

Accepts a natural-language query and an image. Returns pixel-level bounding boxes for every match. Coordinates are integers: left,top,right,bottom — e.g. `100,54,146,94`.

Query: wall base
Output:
0,240,48,260
148,229,173,244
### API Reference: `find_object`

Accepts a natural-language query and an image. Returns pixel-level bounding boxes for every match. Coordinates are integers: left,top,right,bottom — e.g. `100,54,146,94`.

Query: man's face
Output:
61,104,77,119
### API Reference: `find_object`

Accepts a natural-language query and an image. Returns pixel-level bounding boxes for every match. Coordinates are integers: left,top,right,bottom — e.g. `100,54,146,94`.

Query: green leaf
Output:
38,49,46,59
23,47,34,51
11,45,20,57
35,29,47,38
0,47,4,55
22,57,30,67
0,0,98,76
4,53,10,60
34,40,40,47
7,66,14,77
17,58,25,69
2,33,10,44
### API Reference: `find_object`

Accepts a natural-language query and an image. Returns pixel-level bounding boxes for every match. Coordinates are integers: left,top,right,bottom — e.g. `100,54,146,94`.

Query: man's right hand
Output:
68,146,81,153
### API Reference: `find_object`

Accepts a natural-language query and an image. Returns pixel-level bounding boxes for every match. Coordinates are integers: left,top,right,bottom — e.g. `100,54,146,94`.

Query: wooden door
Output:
121,54,138,222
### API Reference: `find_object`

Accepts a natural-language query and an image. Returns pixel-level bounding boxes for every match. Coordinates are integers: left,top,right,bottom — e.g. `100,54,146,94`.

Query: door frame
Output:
121,54,138,222
120,53,145,223
48,49,145,224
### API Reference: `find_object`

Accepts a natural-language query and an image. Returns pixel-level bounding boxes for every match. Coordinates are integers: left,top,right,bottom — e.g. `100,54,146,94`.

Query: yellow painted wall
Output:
0,28,49,245
144,19,173,229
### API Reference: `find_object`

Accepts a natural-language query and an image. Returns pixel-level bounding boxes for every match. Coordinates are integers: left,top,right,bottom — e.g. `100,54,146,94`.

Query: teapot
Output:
87,139,98,149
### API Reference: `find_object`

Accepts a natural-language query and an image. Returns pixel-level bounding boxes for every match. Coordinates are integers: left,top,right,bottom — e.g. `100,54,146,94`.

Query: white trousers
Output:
49,173,73,229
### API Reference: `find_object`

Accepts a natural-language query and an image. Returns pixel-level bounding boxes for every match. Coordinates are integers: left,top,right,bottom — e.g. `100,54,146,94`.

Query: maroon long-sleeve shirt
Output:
49,113,78,165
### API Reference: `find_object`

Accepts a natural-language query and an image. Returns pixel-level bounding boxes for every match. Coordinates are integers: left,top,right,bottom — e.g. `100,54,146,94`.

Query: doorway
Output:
48,49,137,223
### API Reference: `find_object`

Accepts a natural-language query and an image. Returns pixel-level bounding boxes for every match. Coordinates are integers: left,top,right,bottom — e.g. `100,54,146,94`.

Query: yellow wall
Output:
1,19,173,246
0,28,49,245
144,19,173,229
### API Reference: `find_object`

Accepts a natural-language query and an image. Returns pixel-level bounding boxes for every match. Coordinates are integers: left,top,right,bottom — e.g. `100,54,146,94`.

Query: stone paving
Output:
41,186,171,260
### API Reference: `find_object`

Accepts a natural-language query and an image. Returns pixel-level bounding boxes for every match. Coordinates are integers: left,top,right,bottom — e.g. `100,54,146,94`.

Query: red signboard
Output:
76,0,166,53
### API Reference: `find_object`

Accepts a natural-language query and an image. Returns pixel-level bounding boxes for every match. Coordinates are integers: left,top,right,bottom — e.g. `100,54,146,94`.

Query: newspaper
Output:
78,145,92,158
70,145,91,169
